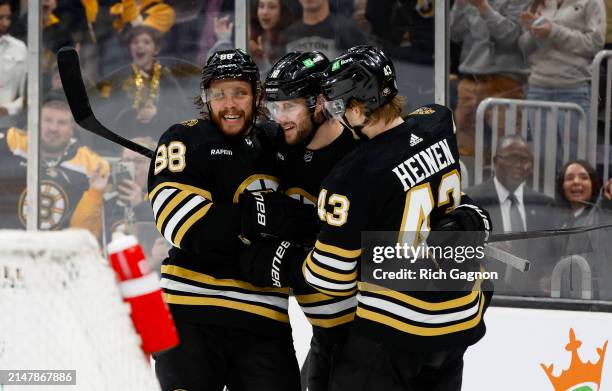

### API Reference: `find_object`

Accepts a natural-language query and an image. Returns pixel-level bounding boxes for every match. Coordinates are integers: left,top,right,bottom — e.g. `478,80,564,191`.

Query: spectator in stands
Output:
194,0,235,65
466,134,557,294
557,160,603,224
451,0,530,158
10,0,77,94
365,0,436,111
284,0,368,59
555,160,612,299
249,0,296,74
110,0,176,34
366,0,434,65
97,25,187,142
0,97,109,240
207,0,296,73
467,135,555,233
519,0,605,161
0,0,26,129
597,0,612,122
205,13,234,60
104,136,156,239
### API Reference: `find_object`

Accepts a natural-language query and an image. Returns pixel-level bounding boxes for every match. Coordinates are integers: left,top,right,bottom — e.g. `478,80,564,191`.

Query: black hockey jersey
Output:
147,118,291,336
304,105,490,351
275,127,359,332
276,126,357,206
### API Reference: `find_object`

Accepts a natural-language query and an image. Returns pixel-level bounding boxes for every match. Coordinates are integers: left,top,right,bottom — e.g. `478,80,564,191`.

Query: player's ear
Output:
351,104,366,123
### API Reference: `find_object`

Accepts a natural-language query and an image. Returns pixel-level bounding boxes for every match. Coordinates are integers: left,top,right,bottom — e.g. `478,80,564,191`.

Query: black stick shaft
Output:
57,47,155,159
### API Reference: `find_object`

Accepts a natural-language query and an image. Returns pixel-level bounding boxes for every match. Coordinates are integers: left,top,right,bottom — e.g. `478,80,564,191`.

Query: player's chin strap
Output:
339,114,365,139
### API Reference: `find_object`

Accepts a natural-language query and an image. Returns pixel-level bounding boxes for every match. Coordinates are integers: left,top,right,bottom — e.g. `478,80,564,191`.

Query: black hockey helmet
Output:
198,49,262,131
200,48,261,99
321,45,398,118
264,51,330,108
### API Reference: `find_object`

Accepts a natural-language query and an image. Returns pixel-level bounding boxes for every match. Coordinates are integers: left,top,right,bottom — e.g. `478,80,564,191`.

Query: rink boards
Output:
289,298,612,390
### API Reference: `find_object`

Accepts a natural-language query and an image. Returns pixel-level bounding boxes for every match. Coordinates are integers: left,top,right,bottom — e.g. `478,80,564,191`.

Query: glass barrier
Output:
449,0,608,187
0,0,27,232
3,0,610,302
245,0,434,111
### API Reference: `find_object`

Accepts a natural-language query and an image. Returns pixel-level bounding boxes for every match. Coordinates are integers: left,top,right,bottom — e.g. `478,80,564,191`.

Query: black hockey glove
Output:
239,191,319,245
429,203,492,251
432,203,491,238
239,240,307,288
426,203,492,290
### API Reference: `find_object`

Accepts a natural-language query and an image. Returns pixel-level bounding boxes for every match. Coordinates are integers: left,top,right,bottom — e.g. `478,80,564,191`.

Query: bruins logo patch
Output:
233,175,280,203
410,107,435,116
286,187,316,206
180,119,199,127
18,180,70,230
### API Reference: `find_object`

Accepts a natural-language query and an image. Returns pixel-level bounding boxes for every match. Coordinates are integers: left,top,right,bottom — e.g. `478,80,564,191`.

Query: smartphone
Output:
112,161,135,189
532,16,546,26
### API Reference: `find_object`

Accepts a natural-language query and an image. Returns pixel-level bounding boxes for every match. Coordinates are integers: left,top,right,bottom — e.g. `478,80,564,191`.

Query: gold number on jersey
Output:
154,141,186,175
167,142,186,172
317,189,350,227
399,169,461,247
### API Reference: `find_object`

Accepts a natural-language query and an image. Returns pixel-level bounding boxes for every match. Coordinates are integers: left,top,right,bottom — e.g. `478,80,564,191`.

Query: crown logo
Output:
541,328,608,391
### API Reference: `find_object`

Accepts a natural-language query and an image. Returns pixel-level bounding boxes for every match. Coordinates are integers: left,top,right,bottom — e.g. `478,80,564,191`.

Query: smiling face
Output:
268,98,314,145
41,106,74,154
208,79,255,137
257,0,281,31
562,163,593,207
493,139,533,192
130,31,159,71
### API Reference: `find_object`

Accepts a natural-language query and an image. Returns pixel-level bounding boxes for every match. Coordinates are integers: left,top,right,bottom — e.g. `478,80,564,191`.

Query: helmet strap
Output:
340,114,365,139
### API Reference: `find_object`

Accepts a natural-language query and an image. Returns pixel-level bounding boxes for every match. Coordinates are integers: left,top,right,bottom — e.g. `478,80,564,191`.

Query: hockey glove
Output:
429,203,492,246
239,240,307,288
239,191,319,245
426,203,492,290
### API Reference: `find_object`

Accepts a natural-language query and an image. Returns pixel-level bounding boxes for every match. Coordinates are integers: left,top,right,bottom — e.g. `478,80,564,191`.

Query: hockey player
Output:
147,49,300,391
306,46,492,390
239,46,492,391
240,51,358,391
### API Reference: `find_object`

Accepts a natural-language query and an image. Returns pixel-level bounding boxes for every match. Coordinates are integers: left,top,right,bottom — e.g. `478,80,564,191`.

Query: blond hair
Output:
348,95,405,126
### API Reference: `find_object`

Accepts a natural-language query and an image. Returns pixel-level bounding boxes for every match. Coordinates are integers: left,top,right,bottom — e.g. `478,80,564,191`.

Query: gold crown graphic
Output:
541,328,608,391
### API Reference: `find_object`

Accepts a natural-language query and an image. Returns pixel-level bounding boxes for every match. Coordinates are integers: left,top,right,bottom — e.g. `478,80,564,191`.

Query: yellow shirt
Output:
110,0,176,33
6,127,109,239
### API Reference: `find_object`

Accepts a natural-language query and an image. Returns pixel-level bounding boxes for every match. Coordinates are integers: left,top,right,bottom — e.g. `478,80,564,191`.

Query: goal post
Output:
0,230,161,390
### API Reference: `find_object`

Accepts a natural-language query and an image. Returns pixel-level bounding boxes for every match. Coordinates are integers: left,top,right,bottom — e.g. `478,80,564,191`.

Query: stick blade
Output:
57,47,94,124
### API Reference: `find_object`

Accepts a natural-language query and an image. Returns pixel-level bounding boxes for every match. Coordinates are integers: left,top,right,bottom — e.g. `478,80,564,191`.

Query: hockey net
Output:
0,230,160,391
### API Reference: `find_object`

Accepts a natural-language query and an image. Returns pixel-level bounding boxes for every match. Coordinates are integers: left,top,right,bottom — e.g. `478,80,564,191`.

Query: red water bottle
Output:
107,235,179,353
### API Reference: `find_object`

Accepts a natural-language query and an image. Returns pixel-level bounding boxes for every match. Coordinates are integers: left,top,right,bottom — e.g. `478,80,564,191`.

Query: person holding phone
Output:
104,136,157,238
450,0,530,158
519,0,605,166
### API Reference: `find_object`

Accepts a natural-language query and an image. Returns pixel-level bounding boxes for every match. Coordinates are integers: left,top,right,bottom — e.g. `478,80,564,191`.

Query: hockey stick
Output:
56,48,612,247
484,244,530,272
57,47,155,159
488,222,612,243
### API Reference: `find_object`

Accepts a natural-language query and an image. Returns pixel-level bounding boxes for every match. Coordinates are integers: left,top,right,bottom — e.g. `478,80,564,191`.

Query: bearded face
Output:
208,79,255,137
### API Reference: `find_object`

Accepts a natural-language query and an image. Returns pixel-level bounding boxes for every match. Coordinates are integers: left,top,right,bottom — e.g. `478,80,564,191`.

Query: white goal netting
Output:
0,230,160,391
